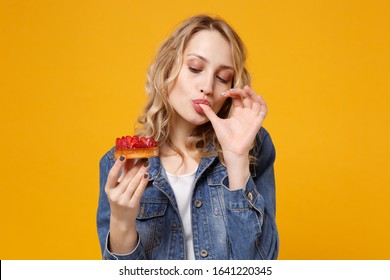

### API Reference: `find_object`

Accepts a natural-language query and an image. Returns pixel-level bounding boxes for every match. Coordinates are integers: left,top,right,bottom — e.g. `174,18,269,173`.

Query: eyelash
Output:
217,76,228,84
188,67,228,84
188,67,201,73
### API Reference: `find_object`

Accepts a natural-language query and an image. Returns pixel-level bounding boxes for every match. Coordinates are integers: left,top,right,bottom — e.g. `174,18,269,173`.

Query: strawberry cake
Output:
114,135,159,159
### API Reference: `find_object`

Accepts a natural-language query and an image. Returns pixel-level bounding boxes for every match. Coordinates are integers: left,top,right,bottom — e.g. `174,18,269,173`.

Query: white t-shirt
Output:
166,170,196,260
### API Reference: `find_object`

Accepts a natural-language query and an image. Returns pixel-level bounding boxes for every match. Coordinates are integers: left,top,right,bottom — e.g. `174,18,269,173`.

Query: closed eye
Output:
188,67,201,73
217,76,228,84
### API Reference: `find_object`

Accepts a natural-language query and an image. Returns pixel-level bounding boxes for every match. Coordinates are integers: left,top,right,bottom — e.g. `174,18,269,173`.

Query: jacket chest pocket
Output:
136,199,168,251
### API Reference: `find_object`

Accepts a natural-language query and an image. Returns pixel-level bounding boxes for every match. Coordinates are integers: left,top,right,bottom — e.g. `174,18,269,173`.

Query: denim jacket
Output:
97,127,279,260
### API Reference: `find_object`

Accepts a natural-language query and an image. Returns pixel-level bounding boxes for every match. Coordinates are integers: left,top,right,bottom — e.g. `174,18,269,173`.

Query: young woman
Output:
97,15,279,260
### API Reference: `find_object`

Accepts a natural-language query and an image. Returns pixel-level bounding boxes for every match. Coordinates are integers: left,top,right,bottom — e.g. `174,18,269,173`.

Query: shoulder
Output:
253,127,276,167
256,127,275,155
99,146,116,171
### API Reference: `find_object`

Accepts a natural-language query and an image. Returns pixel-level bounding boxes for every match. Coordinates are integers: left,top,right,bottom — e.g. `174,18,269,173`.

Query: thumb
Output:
199,104,220,124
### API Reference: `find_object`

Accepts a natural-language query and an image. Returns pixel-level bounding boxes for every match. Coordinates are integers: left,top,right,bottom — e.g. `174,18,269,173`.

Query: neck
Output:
159,116,201,175
163,114,196,153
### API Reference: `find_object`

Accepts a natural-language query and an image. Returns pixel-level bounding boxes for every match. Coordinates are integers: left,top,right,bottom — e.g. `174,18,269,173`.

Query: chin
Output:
190,120,209,126
188,115,209,126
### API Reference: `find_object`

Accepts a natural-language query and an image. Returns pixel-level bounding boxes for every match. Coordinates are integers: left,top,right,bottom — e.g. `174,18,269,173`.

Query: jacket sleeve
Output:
96,147,147,260
223,128,279,259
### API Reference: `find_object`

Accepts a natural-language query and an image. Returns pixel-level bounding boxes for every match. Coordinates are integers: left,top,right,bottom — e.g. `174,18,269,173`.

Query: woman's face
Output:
168,30,234,128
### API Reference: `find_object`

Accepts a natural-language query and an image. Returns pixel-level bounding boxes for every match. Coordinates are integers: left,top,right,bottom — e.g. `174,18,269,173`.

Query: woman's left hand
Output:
199,85,267,159
199,85,267,190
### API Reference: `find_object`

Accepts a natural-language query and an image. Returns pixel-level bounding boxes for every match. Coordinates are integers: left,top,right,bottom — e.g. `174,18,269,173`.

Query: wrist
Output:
110,213,136,233
223,151,250,169
223,153,250,191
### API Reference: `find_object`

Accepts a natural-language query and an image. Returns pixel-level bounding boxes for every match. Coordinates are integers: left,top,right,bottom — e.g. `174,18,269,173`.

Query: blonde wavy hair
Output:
135,15,252,163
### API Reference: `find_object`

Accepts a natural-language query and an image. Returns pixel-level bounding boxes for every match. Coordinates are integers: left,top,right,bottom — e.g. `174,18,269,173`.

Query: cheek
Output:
168,72,187,98
176,67,193,83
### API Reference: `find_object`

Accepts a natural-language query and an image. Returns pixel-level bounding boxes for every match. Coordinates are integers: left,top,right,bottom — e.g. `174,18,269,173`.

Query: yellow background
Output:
1,0,389,259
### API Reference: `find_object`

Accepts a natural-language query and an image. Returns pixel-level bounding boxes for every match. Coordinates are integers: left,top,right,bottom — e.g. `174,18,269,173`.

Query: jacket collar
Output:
147,153,218,184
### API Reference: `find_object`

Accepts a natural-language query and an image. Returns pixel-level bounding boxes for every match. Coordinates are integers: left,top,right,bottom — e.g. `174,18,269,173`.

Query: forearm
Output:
109,215,138,254
224,152,250,191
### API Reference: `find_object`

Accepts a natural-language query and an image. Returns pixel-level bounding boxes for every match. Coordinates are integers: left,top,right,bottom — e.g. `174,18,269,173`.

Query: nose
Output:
200,75,214,95
200,88,212,95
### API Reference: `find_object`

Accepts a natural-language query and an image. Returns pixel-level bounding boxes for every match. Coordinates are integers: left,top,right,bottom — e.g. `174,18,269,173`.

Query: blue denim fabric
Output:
97,127,279,260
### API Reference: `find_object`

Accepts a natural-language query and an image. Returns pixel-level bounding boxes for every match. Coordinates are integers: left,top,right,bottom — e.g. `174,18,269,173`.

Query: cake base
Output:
114,147,159,159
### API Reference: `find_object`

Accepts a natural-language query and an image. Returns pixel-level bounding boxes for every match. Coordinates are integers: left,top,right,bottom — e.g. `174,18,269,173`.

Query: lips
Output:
193,99,210,106
192,99,210,114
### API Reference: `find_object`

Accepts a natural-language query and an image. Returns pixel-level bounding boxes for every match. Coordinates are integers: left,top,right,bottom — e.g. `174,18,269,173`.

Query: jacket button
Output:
247,192,253,201
194,200,202,208
200,249,208,257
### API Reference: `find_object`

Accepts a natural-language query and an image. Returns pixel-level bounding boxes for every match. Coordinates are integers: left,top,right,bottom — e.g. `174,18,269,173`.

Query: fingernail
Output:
119,155,125,161
144,173,149,179
143,159,149,167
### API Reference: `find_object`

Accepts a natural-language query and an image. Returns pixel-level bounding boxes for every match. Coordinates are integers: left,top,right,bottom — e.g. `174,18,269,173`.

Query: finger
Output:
123,158,137,174
221,89,243,108
238,88,253,108
106,155,126,190
243,86,261,103
257,94,268,120
129,173,149,208
123,161,150,200
222,88,252,108
120,159,144,187
232,95,244,108
198,104,220,125
242,86,268,119
118,158,136,182
243,85,263,112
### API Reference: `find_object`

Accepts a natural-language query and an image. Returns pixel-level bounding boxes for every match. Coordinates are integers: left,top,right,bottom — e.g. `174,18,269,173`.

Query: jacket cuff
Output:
102,231,146,260
223,175,265,215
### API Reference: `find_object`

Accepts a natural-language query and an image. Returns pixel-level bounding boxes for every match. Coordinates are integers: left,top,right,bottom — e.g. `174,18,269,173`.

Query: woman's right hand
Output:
104,156,150,254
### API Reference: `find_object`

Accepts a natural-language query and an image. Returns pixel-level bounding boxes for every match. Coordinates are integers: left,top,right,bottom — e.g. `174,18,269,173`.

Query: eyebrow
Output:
187,53,234,71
